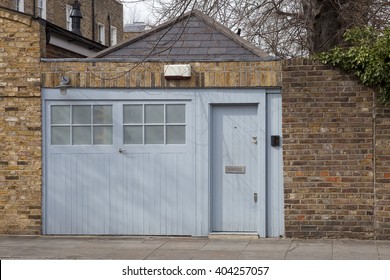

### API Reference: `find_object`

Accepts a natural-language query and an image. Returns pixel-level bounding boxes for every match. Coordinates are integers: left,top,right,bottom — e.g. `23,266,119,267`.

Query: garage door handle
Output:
254,193,258,203
118,148,127,153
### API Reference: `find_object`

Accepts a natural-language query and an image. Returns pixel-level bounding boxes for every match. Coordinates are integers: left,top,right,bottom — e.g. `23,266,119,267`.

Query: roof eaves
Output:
45,21,106,51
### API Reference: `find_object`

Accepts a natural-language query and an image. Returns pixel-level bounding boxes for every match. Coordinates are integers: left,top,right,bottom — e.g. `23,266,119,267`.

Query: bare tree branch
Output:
143,0,389,57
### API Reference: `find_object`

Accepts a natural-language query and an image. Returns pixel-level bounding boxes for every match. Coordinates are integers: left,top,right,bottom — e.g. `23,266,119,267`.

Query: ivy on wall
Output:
317,27,390,104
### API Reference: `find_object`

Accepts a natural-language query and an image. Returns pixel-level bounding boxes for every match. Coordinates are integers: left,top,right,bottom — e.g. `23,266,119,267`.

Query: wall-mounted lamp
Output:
57,76,70,95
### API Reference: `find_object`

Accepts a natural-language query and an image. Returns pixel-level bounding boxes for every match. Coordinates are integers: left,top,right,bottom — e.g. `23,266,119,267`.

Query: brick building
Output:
1,8,389,239
1,0,123,47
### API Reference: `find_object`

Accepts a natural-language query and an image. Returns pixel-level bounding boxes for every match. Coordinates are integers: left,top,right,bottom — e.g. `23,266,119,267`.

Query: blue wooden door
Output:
211,105,259,232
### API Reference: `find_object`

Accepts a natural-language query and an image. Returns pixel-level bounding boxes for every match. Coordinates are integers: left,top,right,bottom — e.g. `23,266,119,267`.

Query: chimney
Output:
70,1,83,36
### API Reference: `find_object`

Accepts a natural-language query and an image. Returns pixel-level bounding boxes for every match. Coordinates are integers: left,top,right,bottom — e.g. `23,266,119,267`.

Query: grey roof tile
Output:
207,47,228,55
93,10,277,62
182,40,202,48
188,48,209,55
169,48,189,55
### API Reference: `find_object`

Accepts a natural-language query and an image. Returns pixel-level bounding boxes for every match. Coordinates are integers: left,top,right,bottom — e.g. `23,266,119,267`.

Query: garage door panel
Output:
46,153,111,234
110,152,195,235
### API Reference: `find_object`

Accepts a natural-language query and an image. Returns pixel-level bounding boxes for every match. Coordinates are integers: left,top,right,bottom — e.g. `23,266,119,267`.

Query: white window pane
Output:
93,105,112,124
51,106,70,124
94,126,113,145
73,106,91,124
124,126,143,144
166,125,185,144
110,26,117,46
66,5,72,31
166,104,185,123
73,127,91,145
98,24,105,45
145,125,164,144
145,105,164,123
52,127,70,145
124,105,142,124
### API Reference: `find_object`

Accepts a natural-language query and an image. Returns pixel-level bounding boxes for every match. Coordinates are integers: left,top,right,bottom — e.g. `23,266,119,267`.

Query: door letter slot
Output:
225,166,246,174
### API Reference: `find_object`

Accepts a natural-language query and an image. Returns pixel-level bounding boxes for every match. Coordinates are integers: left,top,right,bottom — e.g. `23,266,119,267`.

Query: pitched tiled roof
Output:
93,10,276,61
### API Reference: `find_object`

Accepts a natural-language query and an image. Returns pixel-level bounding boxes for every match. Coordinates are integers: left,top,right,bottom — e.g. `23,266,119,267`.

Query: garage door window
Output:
123,104,185,145
51,105,113,145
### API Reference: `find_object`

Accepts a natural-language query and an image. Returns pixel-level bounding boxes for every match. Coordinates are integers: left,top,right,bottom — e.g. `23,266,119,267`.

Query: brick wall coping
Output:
41,58,281,63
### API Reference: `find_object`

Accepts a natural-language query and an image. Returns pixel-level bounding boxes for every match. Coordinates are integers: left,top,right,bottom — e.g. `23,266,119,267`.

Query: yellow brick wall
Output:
40,61,282,88
0,8,42,234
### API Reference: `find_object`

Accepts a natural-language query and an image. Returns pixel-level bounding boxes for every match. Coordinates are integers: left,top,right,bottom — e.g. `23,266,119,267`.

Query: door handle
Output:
252,136,257,144
254,193,258,203
118,148,127,153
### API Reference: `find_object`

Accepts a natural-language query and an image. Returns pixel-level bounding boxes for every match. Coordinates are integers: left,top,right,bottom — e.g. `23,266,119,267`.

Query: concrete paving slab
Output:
103,249,155,260
250,238,292,244
143,237,170,244
200,241,249,251
53,247,114,260
160,241,208,250
0,236,46,247
100,242,165,250
1,236,389,260
24,238,93,248
333,253,379,260
285,241,332,260
146,249,197,260
244,243,291,251
9,246,66,259
377,246,390,255
333,240,379,260
238,250,286,260
0,246,26,259
376,240,390,246
192,250,242,260
285,252,332,260
379,254,390,260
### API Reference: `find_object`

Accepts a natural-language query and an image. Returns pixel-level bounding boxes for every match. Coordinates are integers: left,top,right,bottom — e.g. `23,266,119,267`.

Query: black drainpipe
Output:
33,0,36,17
108,14,111,46
92,0,95,41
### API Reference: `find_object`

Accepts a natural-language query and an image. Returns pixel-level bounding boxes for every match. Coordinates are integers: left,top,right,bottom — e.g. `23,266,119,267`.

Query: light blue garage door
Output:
44,100,195,235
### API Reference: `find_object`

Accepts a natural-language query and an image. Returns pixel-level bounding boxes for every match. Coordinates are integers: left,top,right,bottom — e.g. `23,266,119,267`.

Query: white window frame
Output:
110,26,117,46
98,23,105,45
38,0,47,19
123,103,186,145
15,0,24,12
50,104,113,146
66,5,72,31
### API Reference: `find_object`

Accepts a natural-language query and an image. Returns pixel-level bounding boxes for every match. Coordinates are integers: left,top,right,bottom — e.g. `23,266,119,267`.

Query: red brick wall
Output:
282,58,376,239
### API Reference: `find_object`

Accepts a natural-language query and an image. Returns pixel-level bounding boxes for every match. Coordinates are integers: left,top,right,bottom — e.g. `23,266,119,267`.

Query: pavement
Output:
1,235,390,260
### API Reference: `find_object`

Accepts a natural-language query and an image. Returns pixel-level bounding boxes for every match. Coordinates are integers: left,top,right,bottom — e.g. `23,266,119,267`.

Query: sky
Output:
122,1,155,24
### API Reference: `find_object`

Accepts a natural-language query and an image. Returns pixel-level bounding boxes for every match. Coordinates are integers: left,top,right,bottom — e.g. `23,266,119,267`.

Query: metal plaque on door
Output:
225,166,246,174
